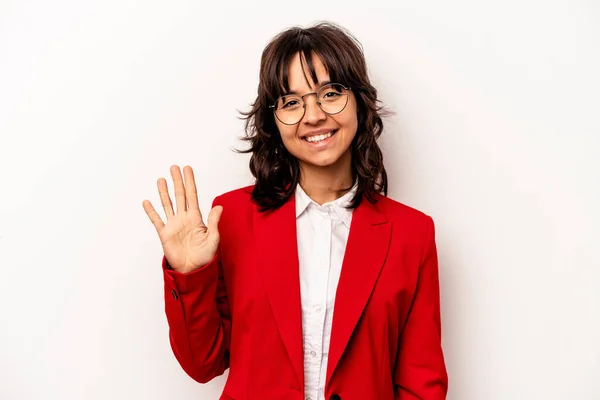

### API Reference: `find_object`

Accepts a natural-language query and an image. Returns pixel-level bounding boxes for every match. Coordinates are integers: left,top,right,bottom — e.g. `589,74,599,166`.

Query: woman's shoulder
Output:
373,193,434,228
215,184,254,199
212,184,255,207
373,195,436,250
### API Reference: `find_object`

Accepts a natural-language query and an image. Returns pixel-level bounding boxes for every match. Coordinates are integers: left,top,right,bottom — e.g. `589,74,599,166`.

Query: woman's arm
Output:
161,197,231,383
393,216,448,399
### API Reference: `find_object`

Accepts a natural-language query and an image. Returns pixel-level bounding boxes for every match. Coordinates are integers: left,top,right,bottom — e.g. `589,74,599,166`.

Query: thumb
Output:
207,205,223,243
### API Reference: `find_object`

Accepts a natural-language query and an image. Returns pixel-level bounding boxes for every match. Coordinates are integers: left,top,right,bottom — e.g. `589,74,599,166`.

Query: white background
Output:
1,1,599,399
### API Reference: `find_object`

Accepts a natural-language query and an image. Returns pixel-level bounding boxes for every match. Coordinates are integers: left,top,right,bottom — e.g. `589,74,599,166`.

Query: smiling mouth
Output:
302,130,338,143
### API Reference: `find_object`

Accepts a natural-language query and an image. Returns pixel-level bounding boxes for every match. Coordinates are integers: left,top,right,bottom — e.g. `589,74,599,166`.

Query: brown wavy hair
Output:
236,21,390,212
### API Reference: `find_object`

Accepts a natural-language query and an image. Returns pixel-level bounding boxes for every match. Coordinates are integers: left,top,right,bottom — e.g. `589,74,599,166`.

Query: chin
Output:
301,152,345,168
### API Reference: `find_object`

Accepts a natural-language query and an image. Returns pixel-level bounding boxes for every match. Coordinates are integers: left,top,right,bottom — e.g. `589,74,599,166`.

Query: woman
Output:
143,22,448,400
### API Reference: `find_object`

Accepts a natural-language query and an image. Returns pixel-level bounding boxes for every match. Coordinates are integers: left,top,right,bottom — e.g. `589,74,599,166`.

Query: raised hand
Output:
142,165,223,274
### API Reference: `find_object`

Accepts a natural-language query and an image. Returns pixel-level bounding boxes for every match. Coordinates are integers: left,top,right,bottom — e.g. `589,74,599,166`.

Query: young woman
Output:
143,22,448,400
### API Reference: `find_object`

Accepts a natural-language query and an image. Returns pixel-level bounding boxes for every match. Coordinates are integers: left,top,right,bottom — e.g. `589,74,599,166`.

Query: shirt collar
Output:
295,180,358,228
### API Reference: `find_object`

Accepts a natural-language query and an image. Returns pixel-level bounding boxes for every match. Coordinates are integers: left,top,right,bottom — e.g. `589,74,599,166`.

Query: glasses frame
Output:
269,83,352,125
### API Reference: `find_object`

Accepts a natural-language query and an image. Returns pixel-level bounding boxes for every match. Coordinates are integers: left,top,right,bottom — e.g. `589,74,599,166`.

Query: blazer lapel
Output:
325,196,391,388
253,196,304,390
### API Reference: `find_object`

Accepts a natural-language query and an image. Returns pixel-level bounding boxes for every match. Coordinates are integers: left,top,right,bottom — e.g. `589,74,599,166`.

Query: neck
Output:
298,152,354,205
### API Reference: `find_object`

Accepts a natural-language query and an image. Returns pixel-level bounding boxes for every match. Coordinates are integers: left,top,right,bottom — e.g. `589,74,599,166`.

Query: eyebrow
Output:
283,80,332,96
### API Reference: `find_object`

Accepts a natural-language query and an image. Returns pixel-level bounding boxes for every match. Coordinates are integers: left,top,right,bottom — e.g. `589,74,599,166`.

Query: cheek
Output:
278,126,298,144
274,120,295,140
338,109,358,136
346,115,358,133
339,97,358,132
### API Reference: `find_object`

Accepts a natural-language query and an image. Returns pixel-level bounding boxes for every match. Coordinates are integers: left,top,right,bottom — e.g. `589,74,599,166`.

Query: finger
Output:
157,177,174,219
170,165,187,214
142,199,165,232
206,205,223,245
183,166,201,215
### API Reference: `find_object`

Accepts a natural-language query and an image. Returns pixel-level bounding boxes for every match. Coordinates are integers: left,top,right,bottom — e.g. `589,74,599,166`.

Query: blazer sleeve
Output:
161,196,231,383
393,216,448,399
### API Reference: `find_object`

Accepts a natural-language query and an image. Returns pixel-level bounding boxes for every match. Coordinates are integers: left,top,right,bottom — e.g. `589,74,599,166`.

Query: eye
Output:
282,100,299,108
323,91,341,98
320,84,345,100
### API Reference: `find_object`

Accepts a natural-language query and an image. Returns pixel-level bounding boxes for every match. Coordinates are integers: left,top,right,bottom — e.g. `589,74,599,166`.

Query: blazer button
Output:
171,289,179,300
329,395,341,400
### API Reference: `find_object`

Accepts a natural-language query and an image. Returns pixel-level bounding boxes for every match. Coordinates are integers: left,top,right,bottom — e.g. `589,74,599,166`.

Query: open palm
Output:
142,165,223,274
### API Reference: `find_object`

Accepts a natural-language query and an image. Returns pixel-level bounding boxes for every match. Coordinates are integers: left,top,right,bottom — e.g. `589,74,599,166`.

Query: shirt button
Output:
314,305,322,313
310,350,317,357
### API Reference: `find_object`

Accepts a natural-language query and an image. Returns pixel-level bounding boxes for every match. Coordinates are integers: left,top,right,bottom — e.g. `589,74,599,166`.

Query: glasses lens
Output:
275,94,304,125
318,84,348,114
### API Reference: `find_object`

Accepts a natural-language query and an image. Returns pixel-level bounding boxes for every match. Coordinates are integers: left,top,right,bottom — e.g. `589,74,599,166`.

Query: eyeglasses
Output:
269,83,351,125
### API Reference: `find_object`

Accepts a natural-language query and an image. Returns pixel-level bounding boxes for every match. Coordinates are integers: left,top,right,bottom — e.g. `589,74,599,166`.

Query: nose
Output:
302,94,327,125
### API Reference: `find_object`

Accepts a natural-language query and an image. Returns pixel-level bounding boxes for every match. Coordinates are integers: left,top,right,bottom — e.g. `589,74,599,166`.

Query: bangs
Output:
263,30,352,103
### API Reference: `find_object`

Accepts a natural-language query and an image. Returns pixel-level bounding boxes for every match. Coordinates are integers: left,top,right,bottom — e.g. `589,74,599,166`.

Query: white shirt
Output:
295,182,357,400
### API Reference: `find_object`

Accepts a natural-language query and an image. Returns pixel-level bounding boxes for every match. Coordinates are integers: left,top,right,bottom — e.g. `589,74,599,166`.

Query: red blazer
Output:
162,185,448,400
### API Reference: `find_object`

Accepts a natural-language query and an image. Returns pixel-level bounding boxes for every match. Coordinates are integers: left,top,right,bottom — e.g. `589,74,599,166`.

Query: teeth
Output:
305,131,334,143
